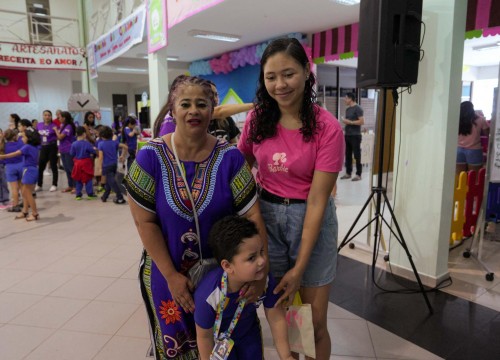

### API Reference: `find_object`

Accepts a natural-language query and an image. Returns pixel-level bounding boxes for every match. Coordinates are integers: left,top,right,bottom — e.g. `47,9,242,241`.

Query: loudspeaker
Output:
356,0,423,88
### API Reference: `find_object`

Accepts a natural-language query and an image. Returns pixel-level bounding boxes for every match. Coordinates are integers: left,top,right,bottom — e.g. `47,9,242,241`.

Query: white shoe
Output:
49,185,57,192
35,185,42,192
43,170,51,176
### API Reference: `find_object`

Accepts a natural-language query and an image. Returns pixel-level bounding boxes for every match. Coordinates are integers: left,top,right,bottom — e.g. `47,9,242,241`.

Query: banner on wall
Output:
86,43,98,79
0,42,86,70
92,4,146,67
147,0,168,53
168,0,225,28
0,69,29,102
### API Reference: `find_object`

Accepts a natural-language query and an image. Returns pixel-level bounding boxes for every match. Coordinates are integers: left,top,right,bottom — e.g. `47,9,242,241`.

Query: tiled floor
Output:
0,169,498,359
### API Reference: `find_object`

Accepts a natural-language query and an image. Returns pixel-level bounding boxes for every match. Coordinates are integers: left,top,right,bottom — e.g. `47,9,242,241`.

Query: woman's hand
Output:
273,267,302,308
238,276,267,303
167,272,195,313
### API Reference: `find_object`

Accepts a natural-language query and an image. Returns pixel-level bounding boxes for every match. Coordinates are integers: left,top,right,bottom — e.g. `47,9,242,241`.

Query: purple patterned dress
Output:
125,138,257,360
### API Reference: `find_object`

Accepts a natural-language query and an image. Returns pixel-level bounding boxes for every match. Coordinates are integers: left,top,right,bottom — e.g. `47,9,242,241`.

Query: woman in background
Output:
55,111,76,193
36,110,59,192
456,101,489,175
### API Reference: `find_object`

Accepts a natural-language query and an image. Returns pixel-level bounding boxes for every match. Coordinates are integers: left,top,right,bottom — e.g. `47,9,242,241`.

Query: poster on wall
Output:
86,43,98,79
168,0,225,28
92,4,146,67
0,69,29,102
0,42,86,70
147,0,168,53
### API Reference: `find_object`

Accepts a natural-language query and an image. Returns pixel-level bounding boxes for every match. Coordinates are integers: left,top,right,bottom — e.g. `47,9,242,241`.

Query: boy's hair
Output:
209,216,259,264
75,126,86,137
99,126,113,139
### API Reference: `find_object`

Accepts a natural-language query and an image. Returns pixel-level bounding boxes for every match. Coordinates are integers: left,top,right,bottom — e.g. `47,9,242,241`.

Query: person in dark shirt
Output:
340,92,364,181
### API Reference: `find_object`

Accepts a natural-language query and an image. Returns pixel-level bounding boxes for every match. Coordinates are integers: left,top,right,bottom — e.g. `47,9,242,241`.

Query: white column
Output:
388,0,467,286
148,47,169,128
77,0,98,99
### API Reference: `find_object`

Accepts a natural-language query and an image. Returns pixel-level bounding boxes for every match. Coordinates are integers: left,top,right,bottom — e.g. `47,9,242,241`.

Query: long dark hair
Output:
459,101,478,136
10,113,21,128
152,74,189,137
83,111,95,127
250,38,318,143
24,127,41,146
121,116,137,143
60,111,76,135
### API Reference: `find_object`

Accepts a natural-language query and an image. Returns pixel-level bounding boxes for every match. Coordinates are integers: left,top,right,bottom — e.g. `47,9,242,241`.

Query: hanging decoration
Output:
189,33,306,76
465,0,500,39
311,23,359,65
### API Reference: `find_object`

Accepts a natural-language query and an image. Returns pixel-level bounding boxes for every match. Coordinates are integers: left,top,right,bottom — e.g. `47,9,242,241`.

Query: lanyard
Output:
213,272,247,340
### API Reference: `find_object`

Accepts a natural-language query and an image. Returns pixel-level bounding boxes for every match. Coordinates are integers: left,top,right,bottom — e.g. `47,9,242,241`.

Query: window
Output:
26,0,52,45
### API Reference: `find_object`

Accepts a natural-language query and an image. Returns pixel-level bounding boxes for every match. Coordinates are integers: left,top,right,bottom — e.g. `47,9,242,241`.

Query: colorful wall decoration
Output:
311,23,359,64
189,33,306,76
0,69,29,102
466,0,500,39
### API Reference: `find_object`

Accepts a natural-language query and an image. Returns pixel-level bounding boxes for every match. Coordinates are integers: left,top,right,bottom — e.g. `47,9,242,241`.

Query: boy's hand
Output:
166,272,195,313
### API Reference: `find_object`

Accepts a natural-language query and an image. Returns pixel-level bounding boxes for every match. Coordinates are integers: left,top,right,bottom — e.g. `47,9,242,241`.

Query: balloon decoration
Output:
189,33,307,76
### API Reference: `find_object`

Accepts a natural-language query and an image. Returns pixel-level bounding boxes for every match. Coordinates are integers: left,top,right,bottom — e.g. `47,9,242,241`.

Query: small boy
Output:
97,126,128,204
194,216,293,360
70,126,97,200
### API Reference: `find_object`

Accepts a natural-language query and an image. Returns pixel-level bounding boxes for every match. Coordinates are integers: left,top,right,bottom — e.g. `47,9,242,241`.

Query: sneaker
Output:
35,185,42,192
97,186,105,194
340,174,351,180
0,204,9,210
7,205,22,212
113,198,127,205
352,175,361,181
101,195,107,203
87,194,98,200
76,196,83,200
49,185,57,192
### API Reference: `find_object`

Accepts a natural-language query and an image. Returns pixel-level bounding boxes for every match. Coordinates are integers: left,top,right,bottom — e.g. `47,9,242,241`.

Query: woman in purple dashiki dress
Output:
126,76,266,360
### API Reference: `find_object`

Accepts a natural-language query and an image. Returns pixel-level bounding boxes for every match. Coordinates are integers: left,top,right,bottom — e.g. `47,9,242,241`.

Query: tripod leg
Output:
338,191,376,250
381,192,434,314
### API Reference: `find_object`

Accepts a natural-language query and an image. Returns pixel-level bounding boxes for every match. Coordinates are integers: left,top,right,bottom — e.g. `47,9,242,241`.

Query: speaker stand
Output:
338,88,433,315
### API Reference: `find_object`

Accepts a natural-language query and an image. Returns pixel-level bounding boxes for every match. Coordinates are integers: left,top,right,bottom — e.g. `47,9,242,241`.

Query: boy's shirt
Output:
20,144,39,167
70,139,96,160
98,139,120,167
124,127,138,152
194,267,280,342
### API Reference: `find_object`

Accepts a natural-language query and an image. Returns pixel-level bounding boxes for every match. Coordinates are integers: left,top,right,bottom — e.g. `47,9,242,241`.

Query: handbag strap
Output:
171,132,204,262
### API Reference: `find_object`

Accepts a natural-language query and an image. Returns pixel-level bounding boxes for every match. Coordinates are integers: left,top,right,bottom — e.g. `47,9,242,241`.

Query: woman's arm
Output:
214,103,253,119
195,325,214,360
0,150,22,159
265,307,294,360
54,127,66,140
273,171,338,307
128,197,195,313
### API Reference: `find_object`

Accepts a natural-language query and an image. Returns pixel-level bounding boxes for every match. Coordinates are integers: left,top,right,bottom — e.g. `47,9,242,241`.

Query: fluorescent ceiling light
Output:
116,67,147,72
33,3,44,8
189,30,241,43
167,56,179,61
332,0,360,5
472,42,500,52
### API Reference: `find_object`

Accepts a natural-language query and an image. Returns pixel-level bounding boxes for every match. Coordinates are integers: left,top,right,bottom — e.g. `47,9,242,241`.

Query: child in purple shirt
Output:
97,126,128,204
70,127,97,200
194,216,293,360
2,129,24,212
0,124,41,221
54,111,76,193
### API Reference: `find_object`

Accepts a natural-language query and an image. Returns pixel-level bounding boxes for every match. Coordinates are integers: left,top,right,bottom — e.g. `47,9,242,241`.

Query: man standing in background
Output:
340,92,364,181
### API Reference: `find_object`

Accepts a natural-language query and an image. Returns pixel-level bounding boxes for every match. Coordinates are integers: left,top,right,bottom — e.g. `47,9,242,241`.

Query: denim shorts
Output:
260,196,338,287
22,166,38,185
456,147,483,166
6,162,24,182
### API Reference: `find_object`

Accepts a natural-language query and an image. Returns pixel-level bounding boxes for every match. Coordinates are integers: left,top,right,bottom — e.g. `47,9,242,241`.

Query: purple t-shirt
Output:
98,139,120,167
70,140,96,159
194,268,280,343
20,144,39,167
37,122,58,145
58,125,75,153
159,113,176,136
4,141,24,164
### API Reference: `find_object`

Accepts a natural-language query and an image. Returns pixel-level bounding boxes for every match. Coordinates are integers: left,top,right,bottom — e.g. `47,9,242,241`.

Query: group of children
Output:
0,114,133,220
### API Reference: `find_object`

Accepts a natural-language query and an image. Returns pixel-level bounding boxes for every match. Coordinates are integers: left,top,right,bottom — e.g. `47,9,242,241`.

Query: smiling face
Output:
43,111,52,124
263,52,310,114
223,234,267,285
171,84,213,136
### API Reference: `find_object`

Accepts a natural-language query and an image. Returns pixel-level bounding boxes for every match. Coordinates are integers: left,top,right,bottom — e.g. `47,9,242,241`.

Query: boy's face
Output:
225,235,266,283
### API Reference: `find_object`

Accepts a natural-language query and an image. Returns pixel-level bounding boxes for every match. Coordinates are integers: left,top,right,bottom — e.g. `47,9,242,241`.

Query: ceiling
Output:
94,0,499,83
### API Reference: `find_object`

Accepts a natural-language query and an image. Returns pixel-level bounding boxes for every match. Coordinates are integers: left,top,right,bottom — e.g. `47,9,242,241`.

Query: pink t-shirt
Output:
458,117,489,149
238,106,344,200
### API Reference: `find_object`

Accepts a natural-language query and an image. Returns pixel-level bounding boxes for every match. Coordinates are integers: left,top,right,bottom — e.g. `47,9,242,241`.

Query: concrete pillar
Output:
147,47,169,128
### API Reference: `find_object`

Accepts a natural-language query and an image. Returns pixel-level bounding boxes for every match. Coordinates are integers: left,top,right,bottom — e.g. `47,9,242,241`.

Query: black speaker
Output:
356,0,423,88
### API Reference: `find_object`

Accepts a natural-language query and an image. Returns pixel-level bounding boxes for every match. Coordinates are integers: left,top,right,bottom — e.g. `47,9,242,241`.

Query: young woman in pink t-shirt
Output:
238,38,344,360
456,101,489,175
